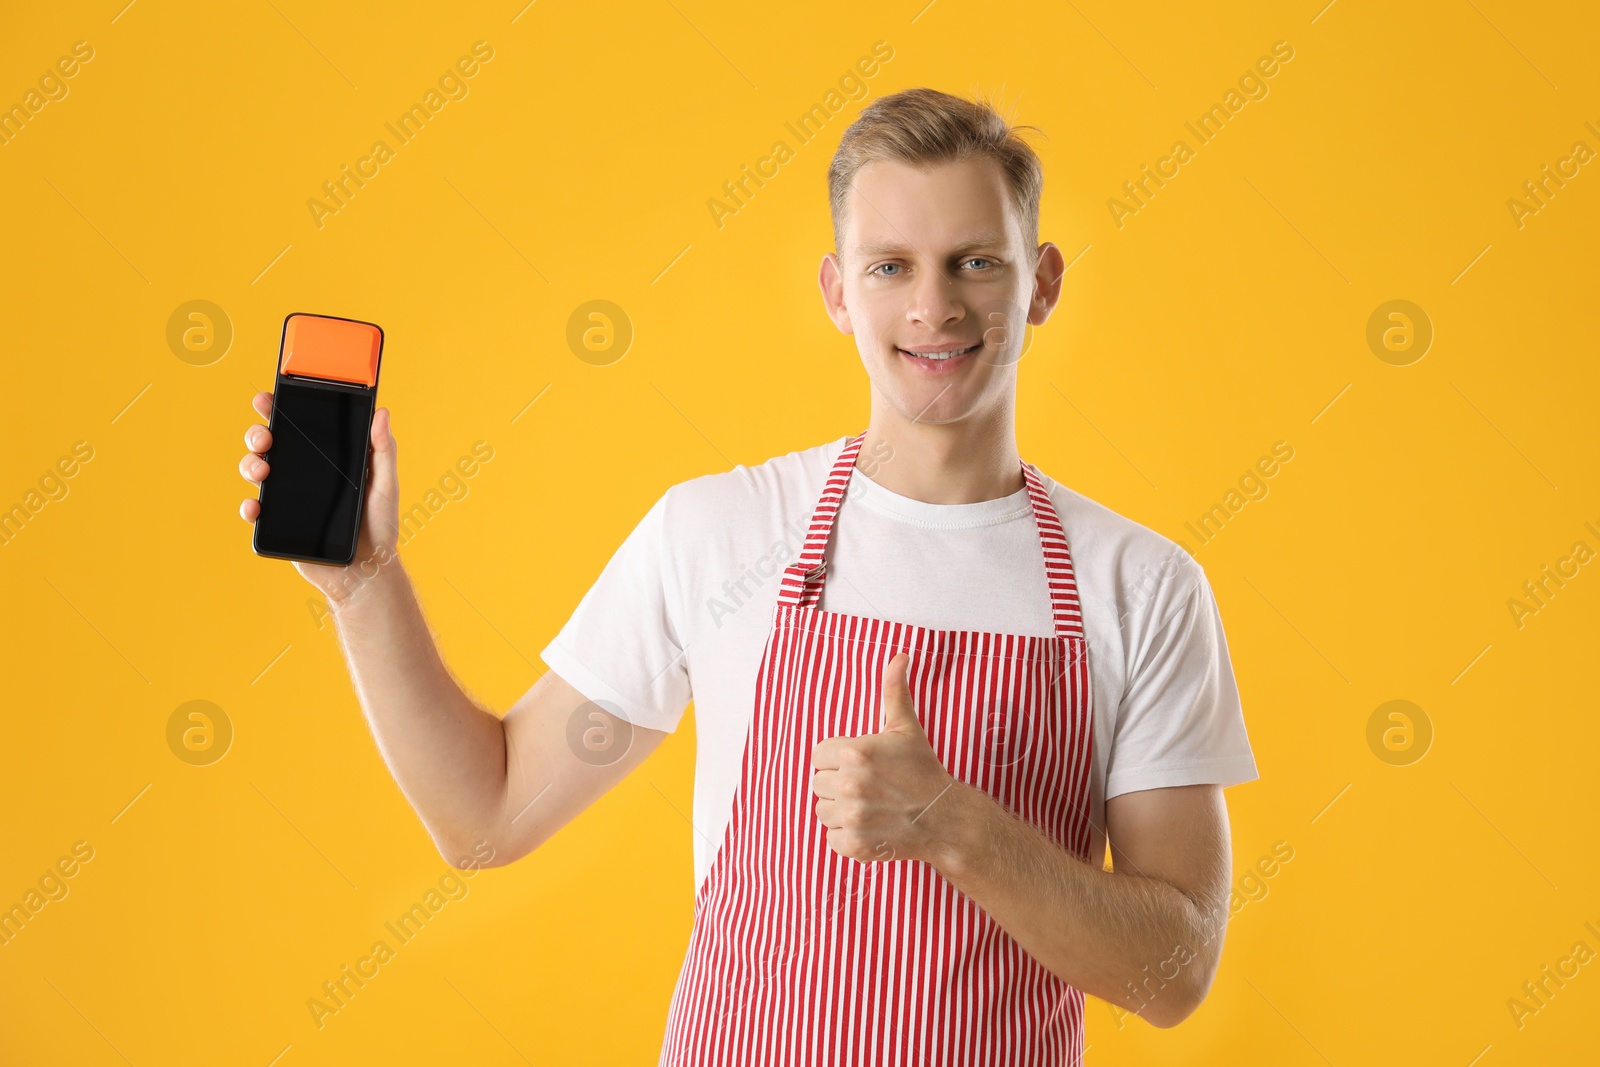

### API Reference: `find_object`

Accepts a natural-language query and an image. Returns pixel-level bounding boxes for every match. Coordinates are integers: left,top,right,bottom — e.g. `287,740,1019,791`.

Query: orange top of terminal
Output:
280,314,381,387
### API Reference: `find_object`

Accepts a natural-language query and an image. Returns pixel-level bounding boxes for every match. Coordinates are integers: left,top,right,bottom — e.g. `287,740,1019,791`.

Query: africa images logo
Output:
305,41,495,230
1107,40,1296,229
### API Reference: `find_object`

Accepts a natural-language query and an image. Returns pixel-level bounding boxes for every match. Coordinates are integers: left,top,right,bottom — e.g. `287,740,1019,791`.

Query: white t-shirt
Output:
539,435,1260,895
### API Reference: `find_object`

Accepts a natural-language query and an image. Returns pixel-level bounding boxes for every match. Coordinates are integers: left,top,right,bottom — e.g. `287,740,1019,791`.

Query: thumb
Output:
367,407,400,523
880,653,923,736
369,407,396,485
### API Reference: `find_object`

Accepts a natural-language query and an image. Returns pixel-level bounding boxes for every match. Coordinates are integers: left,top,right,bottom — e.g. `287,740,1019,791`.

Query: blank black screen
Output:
254,380,374,563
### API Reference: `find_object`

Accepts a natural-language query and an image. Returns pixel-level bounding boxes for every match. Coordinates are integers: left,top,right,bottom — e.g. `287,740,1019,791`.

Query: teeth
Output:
903,345,974,361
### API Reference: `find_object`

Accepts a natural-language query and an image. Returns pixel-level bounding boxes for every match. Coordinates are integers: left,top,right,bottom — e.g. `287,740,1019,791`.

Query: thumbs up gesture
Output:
810,653,961,865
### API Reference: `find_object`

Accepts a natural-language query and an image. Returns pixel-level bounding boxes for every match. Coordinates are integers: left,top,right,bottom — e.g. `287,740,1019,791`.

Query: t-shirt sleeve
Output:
538,489,692,733
1104,565,1259,798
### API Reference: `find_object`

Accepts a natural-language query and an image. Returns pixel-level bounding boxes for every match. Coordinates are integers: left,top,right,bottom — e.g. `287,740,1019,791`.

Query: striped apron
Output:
660,430,1095,1066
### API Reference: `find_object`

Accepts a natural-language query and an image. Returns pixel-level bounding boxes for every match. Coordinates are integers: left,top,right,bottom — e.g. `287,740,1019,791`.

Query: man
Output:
238,87,1258,1064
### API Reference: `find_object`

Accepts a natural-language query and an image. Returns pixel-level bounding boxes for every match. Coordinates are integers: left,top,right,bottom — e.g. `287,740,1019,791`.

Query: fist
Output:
809,653,959,865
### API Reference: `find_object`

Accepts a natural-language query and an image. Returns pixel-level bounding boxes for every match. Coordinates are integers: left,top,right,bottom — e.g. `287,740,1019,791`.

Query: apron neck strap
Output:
777,431,1085,640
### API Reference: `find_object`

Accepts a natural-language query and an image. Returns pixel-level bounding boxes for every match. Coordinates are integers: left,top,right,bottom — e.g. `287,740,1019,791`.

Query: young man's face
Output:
820,155,1064,429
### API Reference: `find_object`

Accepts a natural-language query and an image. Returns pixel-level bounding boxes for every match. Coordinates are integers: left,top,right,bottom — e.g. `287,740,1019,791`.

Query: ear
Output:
1027,241,1067,327
818,252,854,335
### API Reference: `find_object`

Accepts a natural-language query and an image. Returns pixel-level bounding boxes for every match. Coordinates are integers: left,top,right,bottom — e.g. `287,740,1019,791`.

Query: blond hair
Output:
827,87,1045,259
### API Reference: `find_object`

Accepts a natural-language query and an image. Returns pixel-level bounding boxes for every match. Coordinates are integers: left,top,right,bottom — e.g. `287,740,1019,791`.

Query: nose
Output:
905,268,965,332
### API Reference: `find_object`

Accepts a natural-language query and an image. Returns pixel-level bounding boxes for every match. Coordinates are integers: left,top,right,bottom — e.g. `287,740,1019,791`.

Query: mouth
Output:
896,342,981,372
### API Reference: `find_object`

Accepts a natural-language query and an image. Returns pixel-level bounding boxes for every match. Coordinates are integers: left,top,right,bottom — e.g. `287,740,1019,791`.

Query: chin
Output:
886,389,979,426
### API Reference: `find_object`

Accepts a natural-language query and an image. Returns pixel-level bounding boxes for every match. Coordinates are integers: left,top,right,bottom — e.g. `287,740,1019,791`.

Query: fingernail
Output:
253,462,266,477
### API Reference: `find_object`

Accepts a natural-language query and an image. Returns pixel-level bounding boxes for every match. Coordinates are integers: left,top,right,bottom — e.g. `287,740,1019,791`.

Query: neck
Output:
857,404,1023,505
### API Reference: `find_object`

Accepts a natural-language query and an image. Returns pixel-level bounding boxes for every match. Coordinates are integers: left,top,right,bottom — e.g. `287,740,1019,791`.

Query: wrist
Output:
930,779,997,878
325,543,406,615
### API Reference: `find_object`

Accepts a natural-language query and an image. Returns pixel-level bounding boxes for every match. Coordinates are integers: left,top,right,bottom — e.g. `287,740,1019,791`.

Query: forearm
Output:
931,782,1221,1027
326,552,508,855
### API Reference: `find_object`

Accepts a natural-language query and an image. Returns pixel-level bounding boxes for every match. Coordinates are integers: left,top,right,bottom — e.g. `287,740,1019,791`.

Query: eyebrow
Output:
852,230,1009,257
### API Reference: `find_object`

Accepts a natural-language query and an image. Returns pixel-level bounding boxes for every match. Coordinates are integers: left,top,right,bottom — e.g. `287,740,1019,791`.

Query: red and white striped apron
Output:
660,430,1095,1066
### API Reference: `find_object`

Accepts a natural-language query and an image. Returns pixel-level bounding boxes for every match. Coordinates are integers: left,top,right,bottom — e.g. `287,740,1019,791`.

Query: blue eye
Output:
872,258,993,277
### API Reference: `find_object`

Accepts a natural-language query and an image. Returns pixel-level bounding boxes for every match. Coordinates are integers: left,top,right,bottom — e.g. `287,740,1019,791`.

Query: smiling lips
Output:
897,342,981,372
899,343,977,360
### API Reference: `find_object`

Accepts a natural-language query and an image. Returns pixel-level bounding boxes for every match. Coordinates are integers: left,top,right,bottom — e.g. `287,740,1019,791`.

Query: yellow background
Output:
2,0,1596,1063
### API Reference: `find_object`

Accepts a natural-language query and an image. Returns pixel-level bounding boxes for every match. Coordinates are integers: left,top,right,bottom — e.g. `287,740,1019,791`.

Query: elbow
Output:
428,827,512,871
1145,991,1204,1029
1144,896,1228,1027
428,817,551,870
421,787,531,869
1145,964,1218,1029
